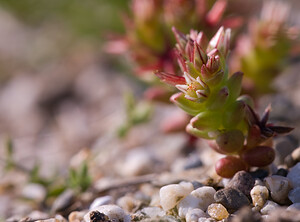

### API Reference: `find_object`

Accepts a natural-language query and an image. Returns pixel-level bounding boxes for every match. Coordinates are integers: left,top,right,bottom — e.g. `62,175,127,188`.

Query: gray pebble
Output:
227,171,255,198
264,175,292,204
274,168,288,177
84,205,131,222
260,200,279,215
21,183,46,202
90,196,113,210
51,189,75,213
287,203,300,211
230,207,262,222
214,188,250,213
264,208,300,222
288,187,300,203
287,162,300,187
274,136,298,165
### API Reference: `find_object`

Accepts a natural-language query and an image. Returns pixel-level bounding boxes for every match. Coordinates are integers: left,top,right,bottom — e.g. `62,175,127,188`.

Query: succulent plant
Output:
155,27,293,178
106,0,243,83
231,1,299,96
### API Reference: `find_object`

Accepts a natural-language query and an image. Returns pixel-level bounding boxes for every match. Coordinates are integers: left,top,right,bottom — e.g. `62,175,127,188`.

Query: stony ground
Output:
1,3,300,222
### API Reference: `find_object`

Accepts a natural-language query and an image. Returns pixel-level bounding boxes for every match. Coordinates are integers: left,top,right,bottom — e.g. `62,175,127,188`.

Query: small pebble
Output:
287,162,300,187
22,183,46,202
198,217,216,222
159,182,193,211
274,168,288,177
55,215,68,222
183,156,203,170
227,171,255,198
264,175,292,204
178,195,201,218
250,185,269,210
254,179,264,186
52,189,75,213
230,207,262,222
140,207,165,218
89,196,113,210
83,205,131,222
117,149,159,177
191,181,203,190
35,215,67,222
288,187,300,203
214,188,249,213
69,211,86,222
207,203,229,220
287,203,300,211
274,136,297,165
291,146,300,162
264,208,300,222
26,211,49,220
191,186,216,211
249,169,269,180
260,200,279,215
185,208,207,222
117,195,138,213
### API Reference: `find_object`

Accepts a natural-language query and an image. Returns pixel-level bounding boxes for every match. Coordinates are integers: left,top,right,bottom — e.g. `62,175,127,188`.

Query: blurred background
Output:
0,0,300,220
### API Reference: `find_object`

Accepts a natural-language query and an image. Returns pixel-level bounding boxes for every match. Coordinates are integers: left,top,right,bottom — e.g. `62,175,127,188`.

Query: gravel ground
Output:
1,3,300,222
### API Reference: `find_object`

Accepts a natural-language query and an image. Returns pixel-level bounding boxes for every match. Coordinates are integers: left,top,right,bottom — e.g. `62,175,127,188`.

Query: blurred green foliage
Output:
0,0,129,40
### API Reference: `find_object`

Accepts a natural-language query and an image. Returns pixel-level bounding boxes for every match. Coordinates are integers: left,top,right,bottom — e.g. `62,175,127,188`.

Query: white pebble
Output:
191,186,216,211
288,187,300,203
159,182,193,211
69,211,87,222
116,149,157,177
198,217,216,222
186,208,207,222
250,185,269,210
260,200,279,215
287,162,300,187
89,196,113,210
178,195,200,218
84,205,131,222
254,179,264,186
117,196,136,212
140,207,165,218
264,175,292,204
287,203,300,211
22,183,46,202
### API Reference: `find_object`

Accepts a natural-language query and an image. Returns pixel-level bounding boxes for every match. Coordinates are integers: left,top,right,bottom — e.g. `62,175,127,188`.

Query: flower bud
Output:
194,42,207,70
172,26,187,53
185,61,201,79
205,0,227,26
207,26,231,57
176,72,210,103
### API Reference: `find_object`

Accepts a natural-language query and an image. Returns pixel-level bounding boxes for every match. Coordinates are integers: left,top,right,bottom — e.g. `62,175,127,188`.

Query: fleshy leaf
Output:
170,93,204,116
154,71,186,85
